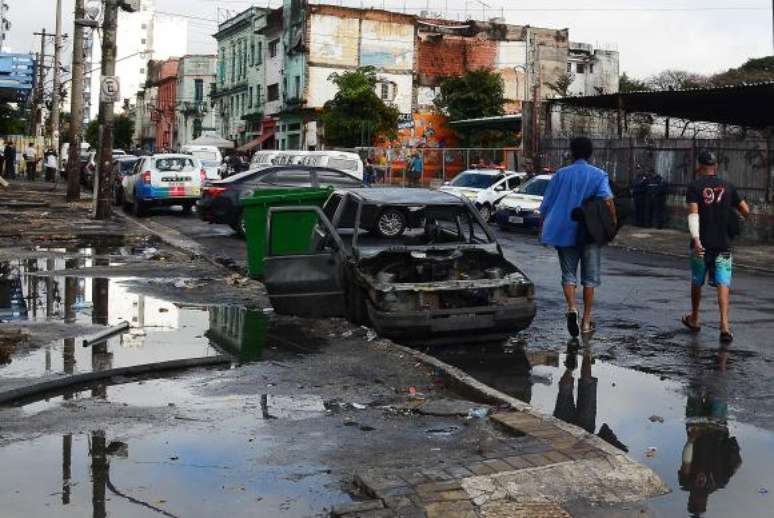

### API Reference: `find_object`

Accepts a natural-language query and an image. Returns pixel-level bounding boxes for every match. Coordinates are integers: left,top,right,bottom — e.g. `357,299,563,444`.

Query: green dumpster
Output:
241,187,332,278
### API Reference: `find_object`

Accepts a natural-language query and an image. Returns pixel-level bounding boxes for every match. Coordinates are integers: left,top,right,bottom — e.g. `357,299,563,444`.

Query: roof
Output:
448,114,522,130
550,81,774,128
345,188,466,205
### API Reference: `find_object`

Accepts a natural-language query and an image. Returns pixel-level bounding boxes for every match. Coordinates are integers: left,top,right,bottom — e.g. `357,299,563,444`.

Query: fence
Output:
539,137,773,204
353,147,522,187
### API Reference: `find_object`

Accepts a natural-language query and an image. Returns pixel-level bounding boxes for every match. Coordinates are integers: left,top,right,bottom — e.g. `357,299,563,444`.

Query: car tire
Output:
375,208,406,238
479,203,493,222
181,203,192,215
346,285,369,325
133,196,146,218
230,210,246,238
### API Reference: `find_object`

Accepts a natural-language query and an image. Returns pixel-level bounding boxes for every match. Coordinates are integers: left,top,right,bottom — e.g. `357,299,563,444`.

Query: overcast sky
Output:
6,0,773,79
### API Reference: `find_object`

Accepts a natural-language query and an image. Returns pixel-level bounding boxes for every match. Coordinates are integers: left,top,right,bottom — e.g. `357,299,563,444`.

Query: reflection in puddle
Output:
0,429,350,517
436,341,774,518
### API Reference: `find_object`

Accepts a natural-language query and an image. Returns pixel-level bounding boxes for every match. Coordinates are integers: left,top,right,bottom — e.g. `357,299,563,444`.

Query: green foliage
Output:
619,73,651,93
711,56,774,85
320,66,400,147
646,70,709,91
0,103,28,135
433,69,506,121
84,113,134,150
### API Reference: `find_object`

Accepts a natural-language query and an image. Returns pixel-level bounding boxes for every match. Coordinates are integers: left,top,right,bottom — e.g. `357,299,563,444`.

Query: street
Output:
153,206,774,517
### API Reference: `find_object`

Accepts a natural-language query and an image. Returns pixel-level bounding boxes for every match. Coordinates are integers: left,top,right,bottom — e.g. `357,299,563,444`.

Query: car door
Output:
123,159,142,202
263,205,347,317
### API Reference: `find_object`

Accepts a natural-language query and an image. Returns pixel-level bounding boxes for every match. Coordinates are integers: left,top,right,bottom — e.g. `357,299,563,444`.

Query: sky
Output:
5,0,773,80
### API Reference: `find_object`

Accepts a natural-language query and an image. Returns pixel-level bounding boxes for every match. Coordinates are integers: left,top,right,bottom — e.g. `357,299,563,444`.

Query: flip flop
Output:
566,311,580,338
681,314,701,333
720,331,734,343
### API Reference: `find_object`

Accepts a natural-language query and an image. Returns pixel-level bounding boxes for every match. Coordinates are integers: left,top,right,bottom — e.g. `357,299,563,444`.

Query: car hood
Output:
499,193,542,211
439,186,480,200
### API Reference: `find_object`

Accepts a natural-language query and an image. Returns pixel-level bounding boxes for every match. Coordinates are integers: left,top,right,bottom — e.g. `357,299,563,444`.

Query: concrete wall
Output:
568,45,620,96
175,55,218,148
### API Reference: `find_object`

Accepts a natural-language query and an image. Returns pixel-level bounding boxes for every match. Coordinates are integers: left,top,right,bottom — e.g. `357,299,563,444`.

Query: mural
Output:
359,20,414,70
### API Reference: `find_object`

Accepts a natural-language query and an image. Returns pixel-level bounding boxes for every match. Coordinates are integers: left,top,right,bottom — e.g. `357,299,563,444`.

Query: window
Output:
194,79,204,102
141,23,147,30
567,62,572,73
294,75,300,98
267,83,279,101
250,39,255,66
315,170,362,188
257,169,312,187
257,41,263,65
141,38,146,45
589,64,594,74
269,39,279,58
380,83,389,100
249,87,253,108
139,68,145,74
256,85,262,106
193,119,203,139
576,63,585,74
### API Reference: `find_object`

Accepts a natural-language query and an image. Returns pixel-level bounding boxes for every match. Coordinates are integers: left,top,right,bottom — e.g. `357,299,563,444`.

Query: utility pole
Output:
94,0,119,219
51,0,63,176
33,29,47,137
66,0,90,201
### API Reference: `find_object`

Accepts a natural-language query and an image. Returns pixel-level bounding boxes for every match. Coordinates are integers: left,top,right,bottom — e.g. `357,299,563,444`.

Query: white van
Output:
249,150,363,179
181,145,223,180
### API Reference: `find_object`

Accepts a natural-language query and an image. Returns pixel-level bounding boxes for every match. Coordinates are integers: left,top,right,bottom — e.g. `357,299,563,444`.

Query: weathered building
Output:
174,55,219,148
567,42,620,96
152,59,179,151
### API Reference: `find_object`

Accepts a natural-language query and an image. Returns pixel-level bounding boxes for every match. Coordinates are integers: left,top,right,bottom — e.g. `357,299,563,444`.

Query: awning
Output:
448,114,522,131
236,130,275,153
189,131,235,149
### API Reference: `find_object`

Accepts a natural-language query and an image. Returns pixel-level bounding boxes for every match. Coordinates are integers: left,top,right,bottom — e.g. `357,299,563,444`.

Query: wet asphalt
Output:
149,207,774,517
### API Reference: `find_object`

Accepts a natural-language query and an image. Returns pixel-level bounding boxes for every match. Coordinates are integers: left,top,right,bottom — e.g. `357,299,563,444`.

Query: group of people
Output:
539,137,748,343
1,140,60,182
632,170,669,228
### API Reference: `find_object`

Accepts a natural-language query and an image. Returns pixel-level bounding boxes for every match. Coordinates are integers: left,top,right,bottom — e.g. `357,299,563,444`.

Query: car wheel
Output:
346,285,369,325
230,211,246,238
375,208,406,238
479,203,492,222
181,203,192,215
133,196,146,218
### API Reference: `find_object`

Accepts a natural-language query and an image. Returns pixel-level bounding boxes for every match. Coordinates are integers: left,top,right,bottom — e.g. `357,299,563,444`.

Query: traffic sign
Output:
100,76,120,103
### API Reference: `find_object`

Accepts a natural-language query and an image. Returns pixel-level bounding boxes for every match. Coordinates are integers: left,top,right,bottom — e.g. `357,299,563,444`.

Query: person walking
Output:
363,157,375,187
539,137,617,337
408,153,423,187
23,142,38,181
4,140,16,179
682,151,750,343
44,148,58,182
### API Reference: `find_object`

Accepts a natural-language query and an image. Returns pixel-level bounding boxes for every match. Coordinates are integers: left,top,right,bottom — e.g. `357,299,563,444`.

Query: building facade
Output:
88,0,188,120
153,59,178,151
174,55,218,148
567,42,620,96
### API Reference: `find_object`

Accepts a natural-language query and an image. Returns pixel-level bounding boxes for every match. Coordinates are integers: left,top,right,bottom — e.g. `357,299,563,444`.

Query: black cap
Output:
698,150,717,166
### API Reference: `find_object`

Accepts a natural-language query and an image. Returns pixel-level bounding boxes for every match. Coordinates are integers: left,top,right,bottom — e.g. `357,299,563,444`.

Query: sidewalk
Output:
613,225,774,274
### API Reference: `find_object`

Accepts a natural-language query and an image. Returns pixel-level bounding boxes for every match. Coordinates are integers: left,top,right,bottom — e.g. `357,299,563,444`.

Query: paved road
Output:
150,207,774,428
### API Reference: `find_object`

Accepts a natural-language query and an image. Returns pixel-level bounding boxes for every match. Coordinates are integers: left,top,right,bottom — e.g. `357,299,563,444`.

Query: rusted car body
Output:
263,188,536,343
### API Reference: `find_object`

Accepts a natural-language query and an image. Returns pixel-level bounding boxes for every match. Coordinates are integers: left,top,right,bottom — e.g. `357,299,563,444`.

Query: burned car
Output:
263,188,536,343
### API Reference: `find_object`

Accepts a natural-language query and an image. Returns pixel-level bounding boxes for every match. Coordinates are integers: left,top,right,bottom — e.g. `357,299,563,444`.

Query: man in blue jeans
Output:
540,137,617,337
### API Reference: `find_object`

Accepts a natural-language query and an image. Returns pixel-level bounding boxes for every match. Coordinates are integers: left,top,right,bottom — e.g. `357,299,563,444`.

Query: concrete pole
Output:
36,30,46,137
66,0,86,202
51,0,63,174
94,0,118,220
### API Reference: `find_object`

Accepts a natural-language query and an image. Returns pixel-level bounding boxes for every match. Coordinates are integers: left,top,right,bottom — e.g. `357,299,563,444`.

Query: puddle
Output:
0,429,350,517
435,342,774,518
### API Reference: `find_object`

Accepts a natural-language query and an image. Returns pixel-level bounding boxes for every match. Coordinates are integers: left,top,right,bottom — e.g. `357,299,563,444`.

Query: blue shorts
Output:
691,251,733,288
557,243,601,288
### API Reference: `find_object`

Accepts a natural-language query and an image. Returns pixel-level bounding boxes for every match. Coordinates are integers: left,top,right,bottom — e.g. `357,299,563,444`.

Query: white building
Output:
174,55,219,148
567,42,620,97
88,0,188,119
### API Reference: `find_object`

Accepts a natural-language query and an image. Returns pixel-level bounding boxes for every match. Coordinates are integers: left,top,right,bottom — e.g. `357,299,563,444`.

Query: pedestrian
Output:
4,140,16,180
408,153,423,187
539,137,617,337
647,172,668,229
632,170,649,227
364,157,375,186
682,150,750,343
44,148,58,182
23,142,37,181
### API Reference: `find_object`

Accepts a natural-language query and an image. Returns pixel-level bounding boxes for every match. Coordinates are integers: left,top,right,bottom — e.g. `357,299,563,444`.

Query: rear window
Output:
154,157,196,172
119,160,138,173
191,150,218,160
326,158,359,171
315,170,362,188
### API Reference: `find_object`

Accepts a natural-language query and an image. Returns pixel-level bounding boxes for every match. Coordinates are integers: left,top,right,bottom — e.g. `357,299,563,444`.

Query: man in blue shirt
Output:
540,137,617,337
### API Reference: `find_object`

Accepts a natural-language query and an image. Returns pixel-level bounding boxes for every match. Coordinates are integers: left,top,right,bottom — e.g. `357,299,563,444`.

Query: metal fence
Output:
352,147,522,187
540,137,773,203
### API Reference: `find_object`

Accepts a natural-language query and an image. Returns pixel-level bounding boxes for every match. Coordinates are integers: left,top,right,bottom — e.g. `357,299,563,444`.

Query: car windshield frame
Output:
449,172,501,189
517,177,550,197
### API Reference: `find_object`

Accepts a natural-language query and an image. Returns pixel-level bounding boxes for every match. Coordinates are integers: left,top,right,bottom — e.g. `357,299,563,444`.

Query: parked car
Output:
263,188,537,344
111,156,139,205
197,165,365,235
439,169,527,221
493,174,552,230
121,153,205,217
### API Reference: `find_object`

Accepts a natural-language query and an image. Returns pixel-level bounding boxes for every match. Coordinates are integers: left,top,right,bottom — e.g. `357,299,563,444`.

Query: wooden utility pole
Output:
50,0,63,175
94,0,119,219
66,0,89,202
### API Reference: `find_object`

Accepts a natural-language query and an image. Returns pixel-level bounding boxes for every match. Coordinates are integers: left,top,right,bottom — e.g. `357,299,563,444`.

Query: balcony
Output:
180,101,208,118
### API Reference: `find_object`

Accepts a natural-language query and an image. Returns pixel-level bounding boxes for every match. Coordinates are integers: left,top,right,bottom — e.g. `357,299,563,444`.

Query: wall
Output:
175,55,218,148
568,46,620,96
154,60,178,151
540,136,774,241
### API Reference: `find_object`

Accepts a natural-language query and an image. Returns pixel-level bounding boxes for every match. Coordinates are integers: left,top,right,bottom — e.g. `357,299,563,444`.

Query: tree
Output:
546,73,575,97
619,73,650,93
646,70,709,91
433,69,506,121
0,103,28,135
711,56,774,85
320,66,400,147
85,113,134,150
